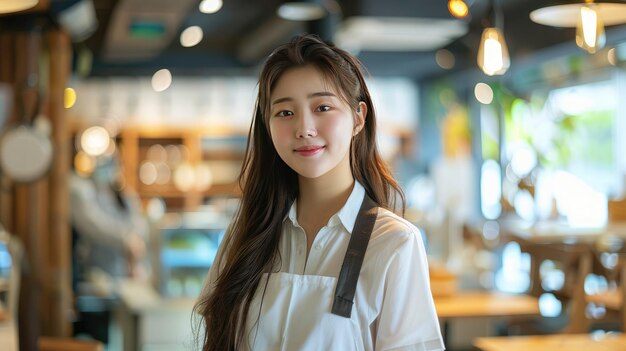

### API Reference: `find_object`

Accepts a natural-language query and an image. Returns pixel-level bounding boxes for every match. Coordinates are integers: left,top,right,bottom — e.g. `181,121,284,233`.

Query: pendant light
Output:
576,3,605,53
477,0,510,76
448,0,469,19
0,0,38,14
530,1,626,54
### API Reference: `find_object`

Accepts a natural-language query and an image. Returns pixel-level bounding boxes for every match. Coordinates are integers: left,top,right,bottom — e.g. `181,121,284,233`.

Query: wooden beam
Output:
14,29,41,351
47,29,72,337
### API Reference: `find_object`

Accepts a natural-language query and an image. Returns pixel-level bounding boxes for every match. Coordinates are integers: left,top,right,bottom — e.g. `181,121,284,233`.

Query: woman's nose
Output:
295,112,317,138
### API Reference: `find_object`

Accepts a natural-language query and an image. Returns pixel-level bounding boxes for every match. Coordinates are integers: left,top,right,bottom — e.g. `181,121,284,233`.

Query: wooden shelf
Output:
117,126,245,211
138,183,240,198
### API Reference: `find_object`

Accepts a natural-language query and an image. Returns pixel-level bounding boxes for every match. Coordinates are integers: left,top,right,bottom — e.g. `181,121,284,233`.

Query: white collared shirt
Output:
202,181,445,351
275,181,444,351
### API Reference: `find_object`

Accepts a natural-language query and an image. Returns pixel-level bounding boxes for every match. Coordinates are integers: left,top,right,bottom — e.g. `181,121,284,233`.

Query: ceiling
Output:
6,0,626,80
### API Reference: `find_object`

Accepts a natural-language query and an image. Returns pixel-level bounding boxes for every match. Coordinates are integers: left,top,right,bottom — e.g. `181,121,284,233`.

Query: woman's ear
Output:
353,101,367,136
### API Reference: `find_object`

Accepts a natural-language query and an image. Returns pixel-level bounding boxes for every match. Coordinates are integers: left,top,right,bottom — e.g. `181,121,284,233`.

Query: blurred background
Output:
1,0,626,350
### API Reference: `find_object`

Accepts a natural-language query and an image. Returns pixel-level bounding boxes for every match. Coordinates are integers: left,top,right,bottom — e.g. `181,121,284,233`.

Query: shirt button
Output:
314,244,322,250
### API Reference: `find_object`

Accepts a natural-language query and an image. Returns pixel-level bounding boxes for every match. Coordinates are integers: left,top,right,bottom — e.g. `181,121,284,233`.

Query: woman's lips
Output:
294,145,324,156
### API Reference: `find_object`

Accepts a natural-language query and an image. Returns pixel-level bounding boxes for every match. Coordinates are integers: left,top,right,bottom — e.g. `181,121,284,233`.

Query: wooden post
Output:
14,29,42,351
47,29,72,337
0,32,15,229
1,2,73,344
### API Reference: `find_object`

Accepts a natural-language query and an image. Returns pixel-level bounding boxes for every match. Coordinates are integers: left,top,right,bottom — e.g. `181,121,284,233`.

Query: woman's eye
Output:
275,110,293,117
316,105,331,112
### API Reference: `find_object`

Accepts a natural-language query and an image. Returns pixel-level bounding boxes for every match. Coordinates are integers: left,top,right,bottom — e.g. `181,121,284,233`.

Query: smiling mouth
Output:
294,145,324,156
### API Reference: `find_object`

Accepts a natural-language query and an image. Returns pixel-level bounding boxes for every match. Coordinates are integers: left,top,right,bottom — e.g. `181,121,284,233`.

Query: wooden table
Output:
434,291,540,348
434,291,540,319
501,220,626,244
586,289,622,310
474,333,626,351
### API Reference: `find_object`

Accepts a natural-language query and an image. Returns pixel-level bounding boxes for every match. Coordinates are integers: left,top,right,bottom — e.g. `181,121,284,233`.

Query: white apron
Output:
245,272,364,351
245,194,378,351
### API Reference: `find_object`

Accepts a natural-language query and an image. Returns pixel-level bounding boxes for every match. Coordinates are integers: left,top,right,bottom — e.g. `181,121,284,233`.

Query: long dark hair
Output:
193,34,404,350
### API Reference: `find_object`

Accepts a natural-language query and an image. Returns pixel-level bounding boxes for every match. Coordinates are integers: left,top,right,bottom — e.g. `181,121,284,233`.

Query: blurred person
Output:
70,153,149,286
194,34,444,351
69,151,150,345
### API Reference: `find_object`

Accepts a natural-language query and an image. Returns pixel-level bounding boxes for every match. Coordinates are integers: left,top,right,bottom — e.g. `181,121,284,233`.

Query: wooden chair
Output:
39,336,104,351
585,251,626,332
516,239,593,334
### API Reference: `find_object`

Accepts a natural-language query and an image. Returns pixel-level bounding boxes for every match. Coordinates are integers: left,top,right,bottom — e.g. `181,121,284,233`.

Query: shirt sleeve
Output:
374,226,445,351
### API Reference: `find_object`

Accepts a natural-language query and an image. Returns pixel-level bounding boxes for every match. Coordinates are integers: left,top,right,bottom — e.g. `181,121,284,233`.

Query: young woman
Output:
194,34,444,351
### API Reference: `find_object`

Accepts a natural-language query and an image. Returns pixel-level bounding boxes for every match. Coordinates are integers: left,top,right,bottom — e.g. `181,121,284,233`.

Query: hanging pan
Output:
0,29,53,183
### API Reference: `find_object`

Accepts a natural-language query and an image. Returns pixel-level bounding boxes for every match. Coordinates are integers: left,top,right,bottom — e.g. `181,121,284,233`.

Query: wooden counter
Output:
474,333,626,351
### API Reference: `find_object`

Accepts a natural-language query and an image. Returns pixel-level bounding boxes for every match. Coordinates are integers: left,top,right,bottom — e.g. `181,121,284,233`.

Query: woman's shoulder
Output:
369,207,424,251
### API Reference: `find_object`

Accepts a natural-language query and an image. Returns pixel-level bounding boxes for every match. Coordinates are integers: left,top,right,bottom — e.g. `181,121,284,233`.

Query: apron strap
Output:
331,193,378,318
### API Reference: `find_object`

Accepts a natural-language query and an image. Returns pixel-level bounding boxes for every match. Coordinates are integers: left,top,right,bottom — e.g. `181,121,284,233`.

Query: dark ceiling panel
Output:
344,0,453,19
9,0,617,79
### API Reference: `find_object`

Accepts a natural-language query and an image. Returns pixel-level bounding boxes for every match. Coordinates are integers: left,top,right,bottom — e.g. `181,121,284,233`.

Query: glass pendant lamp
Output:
0,0,38,14
477,0,510,76
448,0,469,19
576,3,606,53
530,0,626,54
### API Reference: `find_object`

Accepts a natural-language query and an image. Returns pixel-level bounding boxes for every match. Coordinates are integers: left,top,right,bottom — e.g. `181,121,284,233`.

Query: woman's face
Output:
268,65,365,180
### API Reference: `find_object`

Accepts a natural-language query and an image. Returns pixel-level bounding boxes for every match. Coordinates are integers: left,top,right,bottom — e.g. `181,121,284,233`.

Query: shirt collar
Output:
286,199,298,225
284,181,366,235
335,181,365,234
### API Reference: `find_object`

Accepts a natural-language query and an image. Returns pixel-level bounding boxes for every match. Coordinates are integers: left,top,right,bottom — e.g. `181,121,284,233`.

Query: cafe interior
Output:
1,0,626,350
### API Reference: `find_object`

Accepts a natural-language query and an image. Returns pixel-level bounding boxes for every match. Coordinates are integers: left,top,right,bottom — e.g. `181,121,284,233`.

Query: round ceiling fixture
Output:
0,0,38,14
277,1,326,21
530,2,626,27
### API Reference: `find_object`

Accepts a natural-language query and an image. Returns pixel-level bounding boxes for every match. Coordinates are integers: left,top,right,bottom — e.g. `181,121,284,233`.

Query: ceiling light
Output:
474,82,494,105
335,17,468,52
74,151,96,176
448,0,469,19
277,0,326,21
199,0,223,14
477,27,510,76
64,87,77,109
80,126,111,157
0,0,38,14
530,1,626,27
435,49,455,69
180,26,203,47
576,4,605,53
530,1,626,54
477,0,510,76
608,47,617,65
151,69,172,92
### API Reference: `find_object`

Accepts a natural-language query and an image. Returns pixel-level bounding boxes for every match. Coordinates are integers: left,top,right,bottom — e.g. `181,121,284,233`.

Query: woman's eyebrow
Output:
308,91,336,99
271,96,292,105
271,91,337,105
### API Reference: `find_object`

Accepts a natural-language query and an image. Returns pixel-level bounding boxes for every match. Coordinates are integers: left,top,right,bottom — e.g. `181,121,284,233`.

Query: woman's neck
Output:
296,165,355,229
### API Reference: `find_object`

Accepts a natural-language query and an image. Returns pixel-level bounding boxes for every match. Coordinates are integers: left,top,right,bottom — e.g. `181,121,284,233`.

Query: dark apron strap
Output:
331,193,378,318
